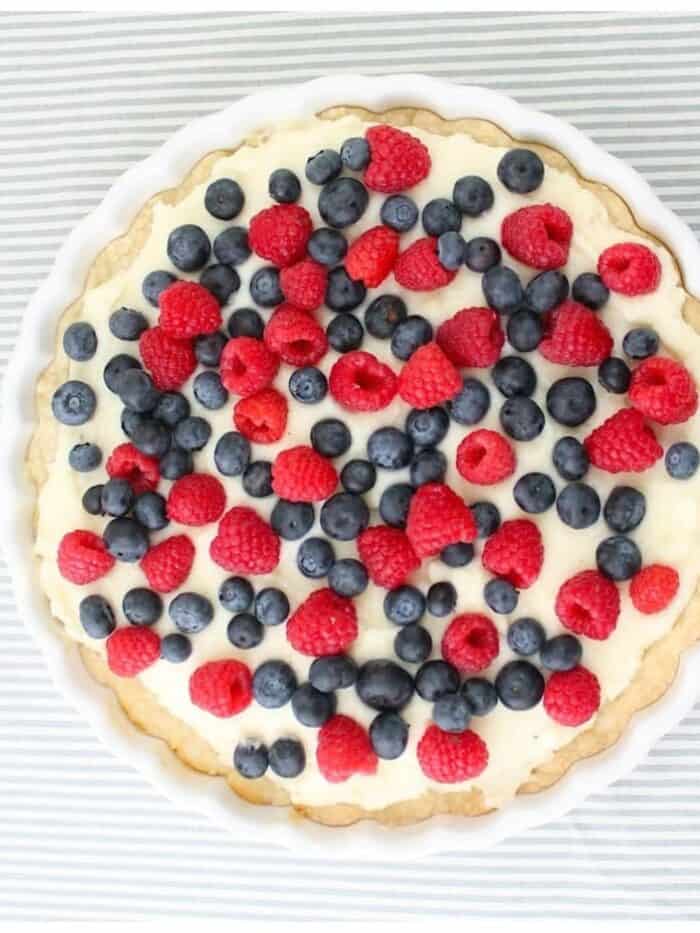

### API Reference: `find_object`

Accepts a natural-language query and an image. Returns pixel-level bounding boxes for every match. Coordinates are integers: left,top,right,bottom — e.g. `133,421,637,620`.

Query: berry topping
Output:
356,659,415,711
205,178,244,220
456,429,516,486
598,242,661,296
167,224,210,272
497,148,544,194
507,618,546,657
441,613,499,674
449,377,491,425
286,588,358,657
272,446,338,502
210,507,280,575
666,442,700,479
363,124,430,194
546,377,596,427
139,326,197,391
584,408,662,473
630,564,680,614
543,665,601,727
453,175,494,217
189,659,253,717
158,280,221,339
628,356,698,425
345,225,400,288
318,178,369,231
370,712,409,759
248,203,312,268
58,530,115,585
166,473,226,526
105,443,159,494
501,203,572,270
80,595,116,639
397,342,461,409
309,655,358,692
106,626,160,677
495,660,544,710
596,535,642,581
481,519,544,589
417,725,488,783
329,350,398,412
317,715,378,782
140,535,195,593
63,322,97,360
539,300,613,366
622,327,659,360
357,525,420,589
52,381,96,425
406,482,477,559
555,569,620,640
394,237,457,291
233,387,288,444
220,336,279,397
436,307,504,369
572,272,609,310
279,259,328,311
381,194,419,232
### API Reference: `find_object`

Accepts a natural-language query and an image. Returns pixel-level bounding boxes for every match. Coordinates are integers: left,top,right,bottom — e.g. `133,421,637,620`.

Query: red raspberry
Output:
317,715,378,783
456,429,516,486
406,483,477,559
630,564,680,614
441,613,500,673
363,124,431,194
481,519,544,589
248,203,312,268
189,659,252,718
357,526,420,589
543,665,601,727
417,725,488,783
556,569,620,640
106,442,159,494
501,203,572,270
263,303,327,367
279,258,327,311
436,307,504,368
158,280,221,339
106,626,160,678
394,237,457,292
629,356,698,425
272,445,338,502
584,408,662,473
140,534,195,593
397,342,461,409
166,473,226,526
598,242,661,296
329,350,397,412
209,507,280,575
57,530,115,585
220,336,279,397
139,326,196,391
539,300,613,366
345,225,400,287
233,387,288,443
286,588,358,657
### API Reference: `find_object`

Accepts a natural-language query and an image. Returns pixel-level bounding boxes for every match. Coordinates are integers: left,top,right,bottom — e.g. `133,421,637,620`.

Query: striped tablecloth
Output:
1,11,699,921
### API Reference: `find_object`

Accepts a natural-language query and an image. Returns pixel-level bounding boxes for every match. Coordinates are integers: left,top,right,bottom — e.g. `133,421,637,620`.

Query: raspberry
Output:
158,280,221,339
406,482,477,559
543,665,601,727
356,526,420,589
248,203,312,268
630,564,680,614
210,506,280,575
584,408,662,473
345,225,400,287
456,429,516,486
417,725,488,783
539,300,613,366
106,442,159,494
57,530,115,585
233,387,288,443
166,473,226,526
363,124,431,194
317,715,378,782
628,356,698,425
286,588,358,657
272,445,338,502
481,519,543,589
394,237,457,292
189,659,252,717
598,242,661,296
140,535,195,593
397,342,461,409
329,350,397,412
220,336,279,397
556,569,620,640
441,613,500,673
263,303,327,367
279,259,327,311
501,203,572,270
139,326,196,391
436,307,504,368
106,626,160,678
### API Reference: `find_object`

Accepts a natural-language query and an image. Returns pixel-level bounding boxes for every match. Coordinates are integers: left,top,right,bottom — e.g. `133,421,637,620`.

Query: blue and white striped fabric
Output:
1,11,700,921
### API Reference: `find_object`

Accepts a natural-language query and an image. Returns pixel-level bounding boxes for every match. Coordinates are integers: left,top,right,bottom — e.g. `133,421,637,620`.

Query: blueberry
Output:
198,330,232,372
167,224,210,272
320,493,369,541
199,264,240,305
484,578,519,614
100,478,134,517
169,592,213,633
69,442,102,472
557,482,601,529
270,499,314,539
297,537,335,578
437,231,468,270
471,501,501,538
465,236,501,273
291,683,336,727
117,369,160,413
214,431,251,477
384,585,426,626
318,177,369,228
227,613,264,649
356,659,414,712
453,175,494,217
448,377,491,425
123,588,163,626
133,491,168,530
598,356,631,394
194,371,228,410
63,322,97,360
596,535,642,581
405,406,449,447
364,294,407,338
249,266,283,306
327,558,368,598
623,327,659,359
513,472,556,513
326,313,364,352
483,265,524,314
79,595,115,639
370,712,409,759
604,486,646,533
161,633,192,664
546,377,596,427
415,660,459,701
174,416,211,451
423,583,455,621
269,738,305,778
434,693,472,733
159,447,193,480
422,198,462,236
501,397,545,442
325,266,366,312
142,270,176,306
507,618,545,656
541,634,582,672
288,367,327,404
109,307,148,341
309,655,358,693
340,137,370,171
131,419,172,458
377,483,412,528
341,459,376,494
462,678,498,716
121,408,146,438
253,660,297,708
268,168,301,203
367,427,413,470
572,272,609,310
552,436,589,481
390,315,433,361
234,741,268,779
213,226,251,266
311,418,352,458
219,577,254,613
52,381,96,425
440,542,474,567
380,194,419,232
103,518,149,562
495,660,545,710
255,588,290,626
497,148,544,193
666,442,700,479
394,624,432,664
228,307,264,340
308,228,348,266
153,391,189,426
492,356,536,398
205,178,244,220
82,484,104,516
306,148,342,185
410,448,447,487
507,309,543,351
